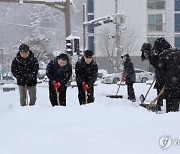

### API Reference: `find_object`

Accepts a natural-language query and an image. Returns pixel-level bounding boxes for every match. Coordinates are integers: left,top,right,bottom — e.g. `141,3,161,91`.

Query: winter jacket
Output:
75,57,98,87
148,51,164,90
11,50,39,86
46,58,72,87
159,48,180,98
123,56,136,84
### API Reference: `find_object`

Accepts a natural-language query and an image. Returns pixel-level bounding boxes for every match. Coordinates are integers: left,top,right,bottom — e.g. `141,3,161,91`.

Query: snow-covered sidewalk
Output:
0,81,179,154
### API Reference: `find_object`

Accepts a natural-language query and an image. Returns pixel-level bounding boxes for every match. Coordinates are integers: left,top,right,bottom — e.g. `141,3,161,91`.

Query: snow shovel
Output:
140,86,165,111
140,78,156,103
25,84,29,106
106,79,123,98
55,88,60,106
84,90,88,104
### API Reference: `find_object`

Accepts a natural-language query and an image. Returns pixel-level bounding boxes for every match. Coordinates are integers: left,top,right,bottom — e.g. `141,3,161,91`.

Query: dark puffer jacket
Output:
75,57,98,87
152,37,172,90
123,54,136,84
11,50,39,86
46,58,72,86
159,48,180,98
147,51,164,90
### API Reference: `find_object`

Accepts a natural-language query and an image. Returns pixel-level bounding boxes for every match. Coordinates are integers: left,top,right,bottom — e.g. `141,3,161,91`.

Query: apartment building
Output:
86,0,180,72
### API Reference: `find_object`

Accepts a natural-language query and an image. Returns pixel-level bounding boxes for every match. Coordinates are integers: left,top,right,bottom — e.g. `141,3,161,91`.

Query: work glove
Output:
121,77,126,82
82,82,89,91
52,80,60,89
121,72,127,82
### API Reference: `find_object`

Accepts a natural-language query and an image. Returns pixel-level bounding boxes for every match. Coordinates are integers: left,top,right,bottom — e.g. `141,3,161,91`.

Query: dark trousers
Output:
127,83,136,100
166,97,180,113
77,83,94,105
49,84,67,106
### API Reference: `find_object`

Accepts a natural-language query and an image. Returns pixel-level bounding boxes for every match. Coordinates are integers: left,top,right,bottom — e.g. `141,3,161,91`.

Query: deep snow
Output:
0,80,179,154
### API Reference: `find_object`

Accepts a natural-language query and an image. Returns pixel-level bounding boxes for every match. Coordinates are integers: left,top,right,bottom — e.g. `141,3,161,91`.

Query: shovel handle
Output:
144,78,156,100
25,84,28,106
84,90,88,104
55,88,60,106
147,86,165,109
116,80,123,96
116,74,126,96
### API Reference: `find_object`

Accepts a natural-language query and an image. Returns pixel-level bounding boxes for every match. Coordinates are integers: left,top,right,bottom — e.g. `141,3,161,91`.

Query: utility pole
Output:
115,0,121,72
115,0,121,71
82,3,87,52
0,48,3,80
64,0,71,37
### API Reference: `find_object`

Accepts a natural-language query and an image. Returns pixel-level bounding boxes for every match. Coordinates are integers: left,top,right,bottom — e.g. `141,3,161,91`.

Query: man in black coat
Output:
140,42,165,111
75,50,98,105
157,38,180,113
46,53,72,107
11,44,39,106
121,54,136,102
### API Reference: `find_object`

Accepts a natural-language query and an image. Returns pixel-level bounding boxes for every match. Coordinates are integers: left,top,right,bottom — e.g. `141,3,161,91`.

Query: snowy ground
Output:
0,80,180,154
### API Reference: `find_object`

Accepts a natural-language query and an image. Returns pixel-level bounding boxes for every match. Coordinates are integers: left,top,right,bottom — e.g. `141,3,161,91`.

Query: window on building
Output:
148,14,165,32
147,0,166,10
175,35,180,48
175,13,180,32
175,0,180,11
87,0,94,13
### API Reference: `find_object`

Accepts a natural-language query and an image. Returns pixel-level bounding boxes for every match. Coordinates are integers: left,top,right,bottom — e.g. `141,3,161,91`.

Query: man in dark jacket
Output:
75,50,98,105
46,53,72,107
121,54,136,102
11,44,39,106
157,38,180,113
140,42,165,111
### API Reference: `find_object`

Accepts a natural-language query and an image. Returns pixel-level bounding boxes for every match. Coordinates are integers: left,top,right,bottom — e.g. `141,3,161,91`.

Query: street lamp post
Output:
82,3,87,52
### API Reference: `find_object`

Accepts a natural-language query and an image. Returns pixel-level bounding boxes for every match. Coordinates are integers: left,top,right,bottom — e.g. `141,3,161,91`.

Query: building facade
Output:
86,0,180,73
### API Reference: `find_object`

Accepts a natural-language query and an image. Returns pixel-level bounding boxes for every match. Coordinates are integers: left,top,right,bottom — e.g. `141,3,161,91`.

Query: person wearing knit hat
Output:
46,53,72,107
158,38,180,113
75,50,98,105
11,44,39,106
140,42,164,112
121,53,136,102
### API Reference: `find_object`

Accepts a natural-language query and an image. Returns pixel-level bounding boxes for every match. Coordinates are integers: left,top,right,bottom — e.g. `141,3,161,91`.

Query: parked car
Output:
97,69,108,79
101,68,154,84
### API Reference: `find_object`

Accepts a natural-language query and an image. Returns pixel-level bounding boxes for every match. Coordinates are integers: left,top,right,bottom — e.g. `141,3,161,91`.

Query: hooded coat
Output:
123,54,136,84
75,57,98,104
11,50,39,86
46,57,72,87
75,57,98,87
152,37,172,90
46,56,72,106
159,48,180,98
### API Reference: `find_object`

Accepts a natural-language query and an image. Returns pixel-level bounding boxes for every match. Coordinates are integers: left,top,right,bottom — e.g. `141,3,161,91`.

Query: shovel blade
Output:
106,95,123,98
139,103,147,108
140,94,145,103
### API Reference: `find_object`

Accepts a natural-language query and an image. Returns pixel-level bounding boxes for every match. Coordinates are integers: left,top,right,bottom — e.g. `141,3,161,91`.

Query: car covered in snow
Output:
101,68,154,84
